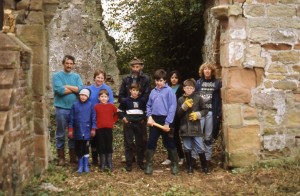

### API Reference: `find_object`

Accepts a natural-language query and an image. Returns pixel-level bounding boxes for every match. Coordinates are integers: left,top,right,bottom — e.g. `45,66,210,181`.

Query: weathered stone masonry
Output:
203,0,300,168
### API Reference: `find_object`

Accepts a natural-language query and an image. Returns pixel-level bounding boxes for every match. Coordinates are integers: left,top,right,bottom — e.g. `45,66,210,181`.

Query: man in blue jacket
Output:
52,55,83,166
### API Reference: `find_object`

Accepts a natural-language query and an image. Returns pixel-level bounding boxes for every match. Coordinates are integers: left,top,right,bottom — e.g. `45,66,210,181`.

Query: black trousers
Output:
123,121,145,164
95,128,113,154
75,140,90,157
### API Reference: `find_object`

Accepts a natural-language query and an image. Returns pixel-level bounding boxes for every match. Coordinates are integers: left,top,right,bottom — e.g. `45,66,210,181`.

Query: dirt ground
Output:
23,125,300,195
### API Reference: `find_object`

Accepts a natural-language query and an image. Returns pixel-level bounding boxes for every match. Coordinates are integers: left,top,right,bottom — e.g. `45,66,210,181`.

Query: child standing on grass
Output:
94,89,118,171
118,84,147,172
177,79,208,174
145,69,178,175
68,88,96,173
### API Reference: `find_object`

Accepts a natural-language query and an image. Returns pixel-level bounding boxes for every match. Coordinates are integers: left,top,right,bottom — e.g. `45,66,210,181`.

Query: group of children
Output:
68,68,210,175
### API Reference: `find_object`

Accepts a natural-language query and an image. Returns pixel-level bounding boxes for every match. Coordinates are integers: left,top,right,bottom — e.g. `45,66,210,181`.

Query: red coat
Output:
94,103,118,129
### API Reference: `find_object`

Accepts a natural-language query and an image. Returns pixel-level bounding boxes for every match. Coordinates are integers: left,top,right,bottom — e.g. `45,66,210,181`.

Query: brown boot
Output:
57,149,65,166
69,149,77,164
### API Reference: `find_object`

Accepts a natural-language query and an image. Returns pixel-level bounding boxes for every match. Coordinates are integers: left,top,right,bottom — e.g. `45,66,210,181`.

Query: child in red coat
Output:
94,89,118,171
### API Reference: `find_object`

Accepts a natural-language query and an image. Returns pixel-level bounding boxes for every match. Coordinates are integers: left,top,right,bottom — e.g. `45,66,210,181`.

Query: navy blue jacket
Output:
69,100,96,140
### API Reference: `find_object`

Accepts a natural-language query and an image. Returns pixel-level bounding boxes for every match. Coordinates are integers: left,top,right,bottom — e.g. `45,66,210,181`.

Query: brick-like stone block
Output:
0,70,15,88
25,12,45,25
223,104,243,126
16,24,45,46
30,0,43,11
0,51,20,68
222,67,257,89
30,46,46,64
262,43,292,51
34,135,48,158
279,0,300,4
224,88,251,103
227,125,260,152
33,101,46,118
242,105,259,125
244,4,265,17
266,74,286,80
286,111,300,127
248,28,270,43
273,80,297,90
292,65,300,72
271,29,297,43
0,89,13,110
0,112,8,133
228,151,258,167
243,44,266,68
34,118,46,135
279,18,300,28
271,51,300,64
268,64,288,73
248,18,278,28
267,5,296,17
256,0,278,3
32,64,45,96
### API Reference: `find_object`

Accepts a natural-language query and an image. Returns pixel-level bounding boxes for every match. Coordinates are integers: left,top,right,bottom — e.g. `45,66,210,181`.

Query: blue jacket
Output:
146,84,177,125
69,100,96,140
87,84,114,106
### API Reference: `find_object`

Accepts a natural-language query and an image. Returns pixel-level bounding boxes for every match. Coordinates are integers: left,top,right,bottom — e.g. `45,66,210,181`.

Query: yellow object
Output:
189,112,197,121
184,98,193,108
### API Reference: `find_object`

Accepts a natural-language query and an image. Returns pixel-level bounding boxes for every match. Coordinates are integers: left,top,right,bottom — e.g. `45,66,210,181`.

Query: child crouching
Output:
68,88,96,173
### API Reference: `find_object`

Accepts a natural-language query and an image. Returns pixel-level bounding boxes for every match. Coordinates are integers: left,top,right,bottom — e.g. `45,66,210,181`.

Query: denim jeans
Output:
55,107,75,150
182,136,205,154
201,111,213,160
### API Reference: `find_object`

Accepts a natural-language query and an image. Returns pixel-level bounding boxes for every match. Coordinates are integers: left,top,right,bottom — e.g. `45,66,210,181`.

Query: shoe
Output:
161,159,171,165
138,162,145,170
125,165,132,172
178,158,184,165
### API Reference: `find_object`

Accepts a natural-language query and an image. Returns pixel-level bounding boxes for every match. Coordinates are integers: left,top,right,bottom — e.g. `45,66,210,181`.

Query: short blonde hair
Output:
198,63,217,78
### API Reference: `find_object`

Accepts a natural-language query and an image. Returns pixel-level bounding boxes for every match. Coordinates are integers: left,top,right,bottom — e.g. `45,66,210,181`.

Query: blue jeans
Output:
55,107,75,150
201,111,213,160
182,136,205,154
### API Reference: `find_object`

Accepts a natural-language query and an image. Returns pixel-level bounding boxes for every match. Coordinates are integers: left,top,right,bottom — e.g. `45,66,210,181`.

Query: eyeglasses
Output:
184,87,195,90
155,79,165,82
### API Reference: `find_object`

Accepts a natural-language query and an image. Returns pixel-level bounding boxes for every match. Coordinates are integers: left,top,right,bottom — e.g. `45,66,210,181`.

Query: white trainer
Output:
161,159,171,165
178,158,184,165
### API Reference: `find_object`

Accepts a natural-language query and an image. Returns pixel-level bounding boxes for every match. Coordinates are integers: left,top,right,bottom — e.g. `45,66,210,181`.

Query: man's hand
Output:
122,117,128,124
147,116,154,126
68,128,73,139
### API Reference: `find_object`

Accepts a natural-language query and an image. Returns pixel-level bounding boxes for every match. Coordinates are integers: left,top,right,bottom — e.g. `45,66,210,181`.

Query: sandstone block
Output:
228,151,258,167
264,110,277,126
43,0,60,4
34,135,48,158
268,64,288,73
30,46,45,64
263,134,287,151
263,127,277,135
0,51,20,68
292,65,300,72
271,29,297,43
273,80,297,90
30,0,43,11
248,18,278,28
271,51,300,64
32,64,45,96
228,41,245,66
34,157,48,175
33,101,46,118
222,67,257,89
25,12,45,25
253,91,274,109
0,89,13,110
279,0,300,4
227,125,260,153
249,28,270,43
279,18,300,28
286,111,300,127
256,0,278,3
243,44,266,68
267,5,296,17
244,4,265,17
0,70,15,88
16,0,30,10
262,43,292,51
264,80,273,88
0,112,8,133
224,88,251,103
34,118,46,135
16,24,45,46
266,74,286,80
223,104,243,126
242,105,259,125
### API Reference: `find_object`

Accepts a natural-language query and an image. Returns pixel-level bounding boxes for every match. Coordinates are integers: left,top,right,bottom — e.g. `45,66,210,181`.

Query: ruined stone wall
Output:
203,0,300,167
48,0,120,93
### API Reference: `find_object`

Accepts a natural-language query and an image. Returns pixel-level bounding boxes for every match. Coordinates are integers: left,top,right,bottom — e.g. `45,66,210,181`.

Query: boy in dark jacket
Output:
68,88,96,173
177,79,208,174
118,84,147,172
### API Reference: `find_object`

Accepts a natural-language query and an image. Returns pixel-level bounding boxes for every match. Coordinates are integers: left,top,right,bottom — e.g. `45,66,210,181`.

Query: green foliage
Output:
105,0,205,79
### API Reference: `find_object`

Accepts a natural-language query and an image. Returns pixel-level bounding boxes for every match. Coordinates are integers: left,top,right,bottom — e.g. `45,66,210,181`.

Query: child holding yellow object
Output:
176,79,208,174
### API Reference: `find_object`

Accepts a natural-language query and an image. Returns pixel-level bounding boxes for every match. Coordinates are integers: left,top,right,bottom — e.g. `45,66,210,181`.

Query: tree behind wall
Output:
105,0,205,80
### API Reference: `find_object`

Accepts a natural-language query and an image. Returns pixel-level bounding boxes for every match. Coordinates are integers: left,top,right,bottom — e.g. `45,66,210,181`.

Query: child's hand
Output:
122,117,128,124
91,129,96,137
68,128,73,139
147,116,154,126
163,124,170,132
188,112,201,121
182,98,193,111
